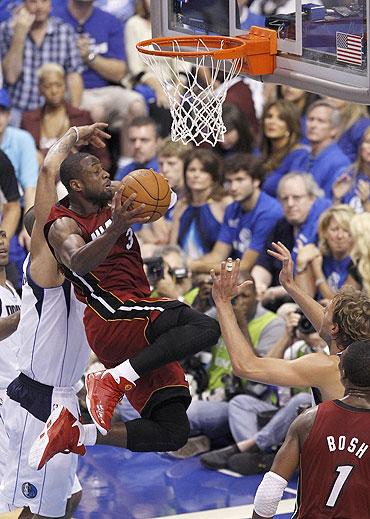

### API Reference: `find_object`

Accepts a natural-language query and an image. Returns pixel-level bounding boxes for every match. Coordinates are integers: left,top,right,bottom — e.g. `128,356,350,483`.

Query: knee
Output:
201,315,221,346
163,415,190,451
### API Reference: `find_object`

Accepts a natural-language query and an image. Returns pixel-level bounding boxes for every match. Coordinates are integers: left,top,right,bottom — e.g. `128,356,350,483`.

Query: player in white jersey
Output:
0,229,21,513
0,124,109,518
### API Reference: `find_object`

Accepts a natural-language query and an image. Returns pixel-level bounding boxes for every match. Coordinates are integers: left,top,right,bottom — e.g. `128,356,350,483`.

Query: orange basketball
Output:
120,168,171,223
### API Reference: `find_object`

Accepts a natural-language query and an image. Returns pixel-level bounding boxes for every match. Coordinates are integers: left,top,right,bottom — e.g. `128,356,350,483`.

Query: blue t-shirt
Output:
52,4,125,89
115,158,159,181
298,143,350,198
323,255,351,292
218,192,283,258
178,203,222,259
337,117,370,162
262,147,309,197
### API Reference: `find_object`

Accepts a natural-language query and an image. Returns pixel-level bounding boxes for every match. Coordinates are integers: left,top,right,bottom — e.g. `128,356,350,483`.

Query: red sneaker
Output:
85,370,134,435
28,406,86,470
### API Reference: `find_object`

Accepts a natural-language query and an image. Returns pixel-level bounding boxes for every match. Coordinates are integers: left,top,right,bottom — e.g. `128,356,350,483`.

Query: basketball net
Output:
139,39,244,147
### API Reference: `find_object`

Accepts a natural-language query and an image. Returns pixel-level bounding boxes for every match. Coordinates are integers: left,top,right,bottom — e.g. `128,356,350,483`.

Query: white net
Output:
139,39,244,146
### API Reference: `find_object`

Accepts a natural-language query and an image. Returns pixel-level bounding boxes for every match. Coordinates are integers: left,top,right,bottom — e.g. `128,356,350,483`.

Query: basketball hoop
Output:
136,27,277,146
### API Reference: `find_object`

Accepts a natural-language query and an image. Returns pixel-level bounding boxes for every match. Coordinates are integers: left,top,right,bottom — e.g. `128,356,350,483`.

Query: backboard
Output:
151,0,369,103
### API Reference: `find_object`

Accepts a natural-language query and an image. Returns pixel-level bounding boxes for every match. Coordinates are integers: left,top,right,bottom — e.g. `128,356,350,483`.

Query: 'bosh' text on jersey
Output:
326,435,369,459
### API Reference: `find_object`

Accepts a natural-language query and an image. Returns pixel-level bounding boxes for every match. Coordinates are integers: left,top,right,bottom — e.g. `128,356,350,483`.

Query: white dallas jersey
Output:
18,257,90,387
0,281,21,390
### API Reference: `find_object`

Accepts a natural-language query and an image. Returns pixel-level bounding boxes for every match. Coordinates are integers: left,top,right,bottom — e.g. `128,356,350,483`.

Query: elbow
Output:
69,253,88,276
232,363,247,379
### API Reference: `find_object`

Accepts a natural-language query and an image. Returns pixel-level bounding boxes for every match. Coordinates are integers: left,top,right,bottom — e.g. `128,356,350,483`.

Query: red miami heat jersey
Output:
45,197,151,305
294,400,370,518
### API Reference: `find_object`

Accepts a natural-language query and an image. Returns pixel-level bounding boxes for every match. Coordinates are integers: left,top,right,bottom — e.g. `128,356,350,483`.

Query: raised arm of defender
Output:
211,256,341,401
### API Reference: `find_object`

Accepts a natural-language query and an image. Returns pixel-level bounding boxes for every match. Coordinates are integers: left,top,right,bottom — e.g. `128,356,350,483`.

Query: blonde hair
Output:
339,103,368,133
158,138,192,160
318,205,354,256
350,213,370,294
37,63,65,82
332,286,370,349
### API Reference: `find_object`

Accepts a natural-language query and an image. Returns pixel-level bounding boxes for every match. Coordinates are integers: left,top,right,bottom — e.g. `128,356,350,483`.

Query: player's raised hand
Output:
210,258,252,305
110,188,149,231
73,123,111,148
267,241,294,288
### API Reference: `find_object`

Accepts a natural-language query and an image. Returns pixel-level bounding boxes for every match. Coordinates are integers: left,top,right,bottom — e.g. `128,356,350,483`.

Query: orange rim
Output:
136,35,248,60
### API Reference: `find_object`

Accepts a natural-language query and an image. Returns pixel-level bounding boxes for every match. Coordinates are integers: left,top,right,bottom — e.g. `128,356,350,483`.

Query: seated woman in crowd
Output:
21,63,111,171
325,97,370,162
259,99,308,197
294,205,354,300
346,212,370,294
332,126,370,213
170,148,232,259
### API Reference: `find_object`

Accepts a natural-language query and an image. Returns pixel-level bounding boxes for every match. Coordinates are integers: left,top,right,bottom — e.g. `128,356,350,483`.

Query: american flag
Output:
336,32,363,66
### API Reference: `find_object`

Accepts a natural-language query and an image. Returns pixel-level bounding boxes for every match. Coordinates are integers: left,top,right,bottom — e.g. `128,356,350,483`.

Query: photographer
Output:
198,305,327,475
169,274,287,459
144,245,198,304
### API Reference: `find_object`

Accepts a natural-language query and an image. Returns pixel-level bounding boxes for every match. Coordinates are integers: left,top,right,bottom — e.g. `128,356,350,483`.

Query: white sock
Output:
108,360,140,384
79,424,97,446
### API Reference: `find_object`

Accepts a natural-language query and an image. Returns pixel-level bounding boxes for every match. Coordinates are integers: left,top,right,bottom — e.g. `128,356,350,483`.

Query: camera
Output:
169,266,188,283
296,310,316,335
143,256,164,284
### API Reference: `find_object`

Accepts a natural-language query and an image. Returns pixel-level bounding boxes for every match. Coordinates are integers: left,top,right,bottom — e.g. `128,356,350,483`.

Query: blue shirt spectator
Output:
262,147,308,197
53,2,125,89
178,203,223,259
0,5,83,116
301,101,351,197
218,192,283,258
189,154,281,275
253,172,331,292
299,141,350,198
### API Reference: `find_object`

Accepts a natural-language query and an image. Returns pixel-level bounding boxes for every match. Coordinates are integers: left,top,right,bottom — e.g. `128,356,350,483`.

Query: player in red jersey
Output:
252,339,370,519
41,124,220,454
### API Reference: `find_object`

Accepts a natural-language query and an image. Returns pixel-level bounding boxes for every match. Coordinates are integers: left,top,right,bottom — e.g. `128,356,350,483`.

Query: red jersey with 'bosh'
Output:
294,400,370,518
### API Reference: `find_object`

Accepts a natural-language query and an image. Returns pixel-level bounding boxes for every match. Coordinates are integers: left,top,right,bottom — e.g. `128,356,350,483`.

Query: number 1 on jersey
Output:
326,465,354,507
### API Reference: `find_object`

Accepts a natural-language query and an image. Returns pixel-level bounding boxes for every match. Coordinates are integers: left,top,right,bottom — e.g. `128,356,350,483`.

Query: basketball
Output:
120,168,171,223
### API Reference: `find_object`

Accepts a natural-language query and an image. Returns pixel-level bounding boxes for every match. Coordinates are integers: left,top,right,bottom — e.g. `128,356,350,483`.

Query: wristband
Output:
71,126,79,143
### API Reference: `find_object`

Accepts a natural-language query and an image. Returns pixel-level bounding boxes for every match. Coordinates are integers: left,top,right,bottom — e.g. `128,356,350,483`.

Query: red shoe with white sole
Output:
85,370,134,435
28,406,86,470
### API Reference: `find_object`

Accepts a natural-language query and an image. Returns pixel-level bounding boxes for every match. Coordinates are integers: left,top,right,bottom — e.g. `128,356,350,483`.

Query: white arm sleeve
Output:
253,471,288,518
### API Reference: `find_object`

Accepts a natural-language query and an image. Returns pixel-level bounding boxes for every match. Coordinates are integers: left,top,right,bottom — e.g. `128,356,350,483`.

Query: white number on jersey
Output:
125,228,133,250
326,465,354,507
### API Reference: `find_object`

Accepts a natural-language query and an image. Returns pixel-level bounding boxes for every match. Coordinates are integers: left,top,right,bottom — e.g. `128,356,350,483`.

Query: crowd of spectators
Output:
0,0,370,480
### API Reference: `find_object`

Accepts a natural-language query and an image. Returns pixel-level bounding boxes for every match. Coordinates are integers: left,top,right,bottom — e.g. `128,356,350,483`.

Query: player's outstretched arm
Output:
211,259,335,391
267,241,330,343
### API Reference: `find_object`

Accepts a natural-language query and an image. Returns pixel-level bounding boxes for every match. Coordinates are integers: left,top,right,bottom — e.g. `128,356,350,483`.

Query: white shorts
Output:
0,389,15,513
0,386,81,517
